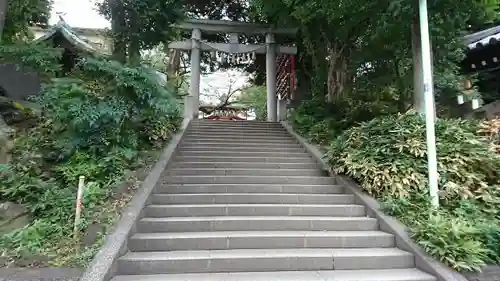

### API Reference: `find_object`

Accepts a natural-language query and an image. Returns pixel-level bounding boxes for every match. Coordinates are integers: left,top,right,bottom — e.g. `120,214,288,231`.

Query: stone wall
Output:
0,64,41,100
455,100,500,120
464,265,500,281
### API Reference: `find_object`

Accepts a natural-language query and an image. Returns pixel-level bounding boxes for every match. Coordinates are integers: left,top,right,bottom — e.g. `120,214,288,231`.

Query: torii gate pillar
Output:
189,28,202,119
266,33,278,122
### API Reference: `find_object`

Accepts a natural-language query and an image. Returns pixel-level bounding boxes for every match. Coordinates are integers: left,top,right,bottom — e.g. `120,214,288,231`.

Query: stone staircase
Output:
110,120,437,281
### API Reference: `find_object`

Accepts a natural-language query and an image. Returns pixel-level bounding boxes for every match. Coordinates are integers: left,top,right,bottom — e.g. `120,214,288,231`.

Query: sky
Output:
50,0,110,28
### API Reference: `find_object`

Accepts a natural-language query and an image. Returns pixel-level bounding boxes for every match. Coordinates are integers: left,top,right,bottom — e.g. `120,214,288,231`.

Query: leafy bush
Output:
290,94,399,142
382,192,500,271
411,214,490,271
0,43,62,79
478,118,500,153
326,113,500,199
323,112,500,271
36,58,181,156
0,52,181,266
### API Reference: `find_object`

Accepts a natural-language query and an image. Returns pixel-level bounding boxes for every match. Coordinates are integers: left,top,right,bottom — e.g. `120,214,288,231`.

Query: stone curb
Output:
0,268,82,281
78,118,192,281
281,121,468,281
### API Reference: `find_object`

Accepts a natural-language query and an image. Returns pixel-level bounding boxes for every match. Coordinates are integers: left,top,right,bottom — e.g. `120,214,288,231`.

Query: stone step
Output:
187,127,289,132
166,168,323,177
186,131,291,137
186,132,290,138
191,121,282,127
170,161,319,170
180,141,302,148
154,184,344,194
151,193,354,204
163,176,336,185
129,231,395,251
173,155,315,163
192,119,280,124
176,151,310,158
191,121,282,126
145,204,365,217
137,216,378,232
183,135,296,141
180,138,298,144
116,248,414,275
111,268,436,281
177,145,305,153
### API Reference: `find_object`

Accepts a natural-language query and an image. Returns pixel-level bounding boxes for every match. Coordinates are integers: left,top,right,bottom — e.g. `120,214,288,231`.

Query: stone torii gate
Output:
169,19,297,122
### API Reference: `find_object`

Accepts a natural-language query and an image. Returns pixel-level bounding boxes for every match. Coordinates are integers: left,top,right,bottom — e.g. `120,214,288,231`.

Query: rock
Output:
0,202,30,234
0,63,42,100
0,214,31,235
0,202,28,220
83,223,106,246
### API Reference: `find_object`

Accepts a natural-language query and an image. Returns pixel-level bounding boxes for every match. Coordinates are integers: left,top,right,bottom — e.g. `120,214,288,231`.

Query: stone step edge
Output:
131,230,394,239
119,247,413,261
111,268,436,281
167,168,319,172
140,216,377,222
152,193,350,196
146,203,364,208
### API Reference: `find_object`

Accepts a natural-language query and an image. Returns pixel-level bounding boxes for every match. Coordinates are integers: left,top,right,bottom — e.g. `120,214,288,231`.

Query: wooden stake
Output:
74,176,86,238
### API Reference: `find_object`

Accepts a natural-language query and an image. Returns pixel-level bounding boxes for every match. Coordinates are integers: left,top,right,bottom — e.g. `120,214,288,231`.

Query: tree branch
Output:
201,75,248,115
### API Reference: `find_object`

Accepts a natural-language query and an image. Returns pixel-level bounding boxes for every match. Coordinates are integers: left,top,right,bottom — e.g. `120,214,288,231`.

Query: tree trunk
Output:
128,7,141,65
326,44,349,103
110,0,127,63
167,49,181,77
293,54,313,107
0,0,8,43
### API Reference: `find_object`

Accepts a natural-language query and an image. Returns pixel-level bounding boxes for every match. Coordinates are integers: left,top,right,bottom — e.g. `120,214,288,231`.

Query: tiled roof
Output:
34,18,102,54
464,24,500,50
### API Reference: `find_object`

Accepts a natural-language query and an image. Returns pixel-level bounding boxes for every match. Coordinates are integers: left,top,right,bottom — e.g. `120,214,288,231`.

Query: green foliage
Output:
0,47,181,266
382,191,500,271
238,86,267,121
36,58,181,156
252,0,498,110
326,113,500,199
0,43,62,79
2,0,52,43
412,214,490,271
314,112,500,270
96,0,184,63
0,164,54,210
290,94,400,143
